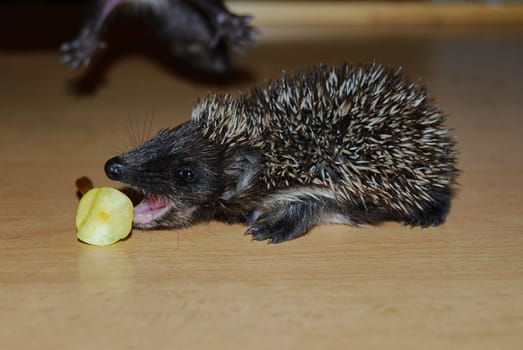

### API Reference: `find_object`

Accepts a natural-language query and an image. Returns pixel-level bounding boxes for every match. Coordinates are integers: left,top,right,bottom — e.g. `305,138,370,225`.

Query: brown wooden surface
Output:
232,2,523,27
1,8,523,349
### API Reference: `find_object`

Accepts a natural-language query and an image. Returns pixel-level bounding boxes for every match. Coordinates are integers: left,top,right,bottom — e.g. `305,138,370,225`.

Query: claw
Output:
244,226,267,241
240,15,253,24
61,53,72,63
230,17,241,26
60,42,71,51
216,13,227,24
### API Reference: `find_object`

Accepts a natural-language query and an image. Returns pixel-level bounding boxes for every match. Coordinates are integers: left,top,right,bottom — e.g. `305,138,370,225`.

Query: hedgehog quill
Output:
105,64,458,243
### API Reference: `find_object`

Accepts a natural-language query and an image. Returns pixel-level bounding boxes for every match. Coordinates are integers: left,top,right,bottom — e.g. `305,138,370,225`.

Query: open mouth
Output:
133,194,171,226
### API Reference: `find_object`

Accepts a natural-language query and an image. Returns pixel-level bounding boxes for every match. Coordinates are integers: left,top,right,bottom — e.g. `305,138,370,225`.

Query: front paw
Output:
245,215,307,244
213,14,257,51
60,29,106,69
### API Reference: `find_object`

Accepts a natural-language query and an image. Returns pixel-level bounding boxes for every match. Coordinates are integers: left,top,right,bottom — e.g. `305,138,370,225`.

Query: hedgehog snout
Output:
105,156,126,181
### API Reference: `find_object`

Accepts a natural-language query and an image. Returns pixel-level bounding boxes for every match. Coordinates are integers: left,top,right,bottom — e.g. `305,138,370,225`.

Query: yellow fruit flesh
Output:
76,187,133,246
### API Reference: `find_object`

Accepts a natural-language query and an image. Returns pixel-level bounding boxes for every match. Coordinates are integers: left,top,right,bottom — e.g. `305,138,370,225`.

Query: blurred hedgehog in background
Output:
62,0,256,74
105,63,459,243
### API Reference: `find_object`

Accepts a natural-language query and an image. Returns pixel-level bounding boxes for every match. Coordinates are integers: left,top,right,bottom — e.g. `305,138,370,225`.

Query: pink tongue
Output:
133,195,169,225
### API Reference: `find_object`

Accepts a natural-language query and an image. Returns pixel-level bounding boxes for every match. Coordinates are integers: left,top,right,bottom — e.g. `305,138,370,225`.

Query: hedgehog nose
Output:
105,157,126,181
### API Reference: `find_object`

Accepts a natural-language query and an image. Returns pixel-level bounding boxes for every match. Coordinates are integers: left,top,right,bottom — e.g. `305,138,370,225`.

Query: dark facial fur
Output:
106,122,264,229
61,0,256,74
106,122,225,228
106,64,459,243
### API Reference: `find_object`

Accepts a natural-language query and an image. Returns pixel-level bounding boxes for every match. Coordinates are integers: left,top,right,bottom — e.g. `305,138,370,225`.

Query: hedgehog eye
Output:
177,168,195,183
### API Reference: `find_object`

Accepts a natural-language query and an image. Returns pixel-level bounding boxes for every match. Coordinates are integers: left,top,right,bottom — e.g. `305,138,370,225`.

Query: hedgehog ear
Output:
221,148,260,200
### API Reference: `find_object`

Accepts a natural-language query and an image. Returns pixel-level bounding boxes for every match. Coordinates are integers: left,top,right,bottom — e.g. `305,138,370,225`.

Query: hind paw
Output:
404,189,451,227
213,14,257,51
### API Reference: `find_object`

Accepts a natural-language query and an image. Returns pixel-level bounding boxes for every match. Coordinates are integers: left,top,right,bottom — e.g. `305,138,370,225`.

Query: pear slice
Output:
76,187,133,246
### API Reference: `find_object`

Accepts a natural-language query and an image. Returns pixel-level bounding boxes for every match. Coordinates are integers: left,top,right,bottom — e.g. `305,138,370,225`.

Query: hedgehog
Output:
61,0,256,74
105,63,458,243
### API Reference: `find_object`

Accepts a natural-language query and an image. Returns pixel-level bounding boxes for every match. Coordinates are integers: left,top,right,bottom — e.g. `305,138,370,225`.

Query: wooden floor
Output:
1,9,523,349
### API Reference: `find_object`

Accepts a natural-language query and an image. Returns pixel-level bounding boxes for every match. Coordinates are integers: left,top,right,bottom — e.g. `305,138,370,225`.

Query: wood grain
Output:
1,7,522,350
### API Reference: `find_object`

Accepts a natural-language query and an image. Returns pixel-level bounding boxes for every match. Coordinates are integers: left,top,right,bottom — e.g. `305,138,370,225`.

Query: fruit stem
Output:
75,176,94,196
